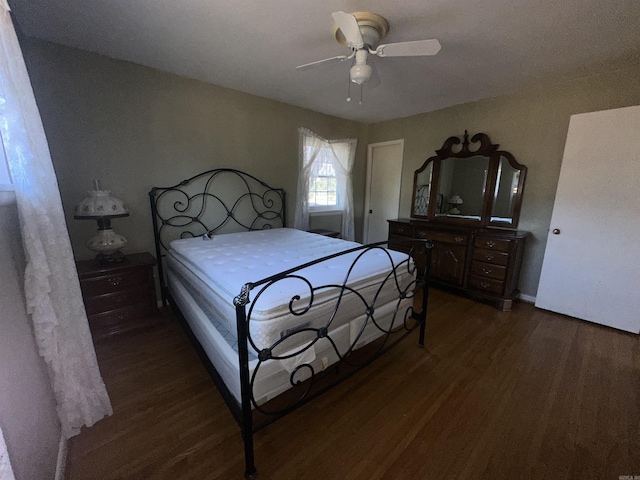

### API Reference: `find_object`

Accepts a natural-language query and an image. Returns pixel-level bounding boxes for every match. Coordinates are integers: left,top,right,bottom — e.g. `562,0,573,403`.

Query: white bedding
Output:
167,228,415,405
168,228,412,351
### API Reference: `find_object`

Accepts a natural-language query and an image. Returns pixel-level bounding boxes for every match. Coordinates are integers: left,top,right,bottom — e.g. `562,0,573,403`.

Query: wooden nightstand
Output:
76,252,160,342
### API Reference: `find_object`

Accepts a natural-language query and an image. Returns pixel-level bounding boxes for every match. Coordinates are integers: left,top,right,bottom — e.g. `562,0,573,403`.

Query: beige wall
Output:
20,35,640,300
20,37,368,260
368,63,640,298
0,197,61,480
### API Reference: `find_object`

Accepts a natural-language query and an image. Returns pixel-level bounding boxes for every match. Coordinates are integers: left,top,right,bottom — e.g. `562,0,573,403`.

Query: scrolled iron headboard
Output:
149,168,286,303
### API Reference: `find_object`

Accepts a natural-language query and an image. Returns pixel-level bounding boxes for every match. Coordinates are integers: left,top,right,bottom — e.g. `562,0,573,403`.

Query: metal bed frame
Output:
149,168,432,479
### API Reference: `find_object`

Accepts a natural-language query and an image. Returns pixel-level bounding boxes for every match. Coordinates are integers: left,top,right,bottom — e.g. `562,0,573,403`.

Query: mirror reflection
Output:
491,156,520,223
436,156,489,219
410,131,526,228
413,162,433,216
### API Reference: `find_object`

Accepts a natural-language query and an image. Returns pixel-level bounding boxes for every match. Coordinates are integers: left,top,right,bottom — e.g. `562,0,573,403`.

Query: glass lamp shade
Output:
73,188,129,219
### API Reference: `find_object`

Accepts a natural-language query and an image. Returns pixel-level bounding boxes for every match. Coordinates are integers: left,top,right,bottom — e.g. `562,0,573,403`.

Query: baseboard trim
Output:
54,434,67,480
519,293,536,304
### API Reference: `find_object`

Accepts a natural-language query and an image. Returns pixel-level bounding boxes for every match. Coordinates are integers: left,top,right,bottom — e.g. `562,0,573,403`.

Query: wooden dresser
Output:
76,252,159,342
389,219,529,310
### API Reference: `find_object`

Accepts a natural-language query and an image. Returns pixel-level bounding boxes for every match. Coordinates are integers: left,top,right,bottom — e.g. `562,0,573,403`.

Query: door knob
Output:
552,228,561,235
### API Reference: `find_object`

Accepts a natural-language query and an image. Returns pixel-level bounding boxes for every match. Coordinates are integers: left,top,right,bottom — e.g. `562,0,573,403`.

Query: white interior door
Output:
535,105,640,333
364,140,403,244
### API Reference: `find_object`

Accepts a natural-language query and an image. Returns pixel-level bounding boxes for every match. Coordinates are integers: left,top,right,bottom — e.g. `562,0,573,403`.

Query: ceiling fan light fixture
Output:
350,63,372,84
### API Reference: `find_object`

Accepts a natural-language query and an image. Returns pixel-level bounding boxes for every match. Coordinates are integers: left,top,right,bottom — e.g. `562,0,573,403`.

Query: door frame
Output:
363,139,404,244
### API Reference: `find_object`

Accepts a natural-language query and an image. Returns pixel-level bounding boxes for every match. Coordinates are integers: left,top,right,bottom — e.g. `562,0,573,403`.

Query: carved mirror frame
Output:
411,131,527,228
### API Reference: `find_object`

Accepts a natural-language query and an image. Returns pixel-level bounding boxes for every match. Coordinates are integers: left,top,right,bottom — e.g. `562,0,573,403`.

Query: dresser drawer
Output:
389,222,413,237
80,269,151,297
474,236,511,252
470,261,507,281
83,286,155,315
388,235,413,253
415,228,468,245
473,248,510,266
468,275,504,295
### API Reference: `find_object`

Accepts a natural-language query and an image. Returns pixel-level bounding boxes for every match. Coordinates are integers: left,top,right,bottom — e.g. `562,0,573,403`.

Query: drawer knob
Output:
108,276,123,287
482,268,492,275
114,295,126,304
480,282,490,289
485,240,496,248
485,254,494,261
117,312,128,321
397,228,405,234
454,236,464,243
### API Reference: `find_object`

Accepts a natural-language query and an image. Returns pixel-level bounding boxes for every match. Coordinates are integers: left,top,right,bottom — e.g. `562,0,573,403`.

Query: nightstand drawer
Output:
83,287,155,315
80,269,150,297
88,302,158,340
76,252,159,342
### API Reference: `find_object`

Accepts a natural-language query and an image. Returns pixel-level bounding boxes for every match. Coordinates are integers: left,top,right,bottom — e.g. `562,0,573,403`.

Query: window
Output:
308,147,339,210
294,128,357,240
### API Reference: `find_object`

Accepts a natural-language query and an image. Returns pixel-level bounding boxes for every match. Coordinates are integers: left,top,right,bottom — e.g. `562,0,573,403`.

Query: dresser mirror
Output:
411,131,527,228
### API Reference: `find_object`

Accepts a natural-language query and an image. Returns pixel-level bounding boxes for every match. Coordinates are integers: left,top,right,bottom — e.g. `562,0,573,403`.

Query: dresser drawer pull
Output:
114,295,127,304
485,240,496,248
480,282,491,289
485,254,495,261
108,276,123,287
117,312,128,321
482,268,492,275
397,227,405,234
454,236,464,243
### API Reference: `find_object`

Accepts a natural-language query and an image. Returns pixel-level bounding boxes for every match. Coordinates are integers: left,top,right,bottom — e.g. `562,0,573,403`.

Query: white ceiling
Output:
9,0,640,123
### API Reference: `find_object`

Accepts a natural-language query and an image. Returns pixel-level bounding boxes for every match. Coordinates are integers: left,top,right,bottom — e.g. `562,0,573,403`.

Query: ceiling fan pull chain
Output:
346,78,352,102
359,84,363,105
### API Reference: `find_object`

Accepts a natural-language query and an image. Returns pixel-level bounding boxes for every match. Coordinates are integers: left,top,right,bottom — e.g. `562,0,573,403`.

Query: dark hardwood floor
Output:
66,289,640,480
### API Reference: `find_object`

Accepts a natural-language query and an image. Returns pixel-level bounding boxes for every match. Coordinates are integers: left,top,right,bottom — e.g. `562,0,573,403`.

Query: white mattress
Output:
167,228,416,405
168,228,413,351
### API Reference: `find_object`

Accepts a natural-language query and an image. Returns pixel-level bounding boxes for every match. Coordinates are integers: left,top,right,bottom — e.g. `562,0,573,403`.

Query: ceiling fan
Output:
296,11,441,102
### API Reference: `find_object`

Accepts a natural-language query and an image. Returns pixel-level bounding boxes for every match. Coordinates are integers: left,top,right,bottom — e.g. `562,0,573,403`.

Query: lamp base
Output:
86,228,127,260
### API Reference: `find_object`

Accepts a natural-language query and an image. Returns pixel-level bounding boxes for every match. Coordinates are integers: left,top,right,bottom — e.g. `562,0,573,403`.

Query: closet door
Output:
535,105,640,333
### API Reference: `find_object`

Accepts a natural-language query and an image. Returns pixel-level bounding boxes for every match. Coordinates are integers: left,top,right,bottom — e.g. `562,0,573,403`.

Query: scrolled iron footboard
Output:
233,239,432,479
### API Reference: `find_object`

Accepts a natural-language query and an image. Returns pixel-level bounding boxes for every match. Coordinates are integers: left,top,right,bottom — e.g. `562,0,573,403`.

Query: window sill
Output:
0,189,16,206
309,209,343,217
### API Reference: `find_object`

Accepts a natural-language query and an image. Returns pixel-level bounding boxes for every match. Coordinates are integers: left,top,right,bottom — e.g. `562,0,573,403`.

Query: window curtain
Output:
0,426,15,480
294,127,357,241
0,0,112,439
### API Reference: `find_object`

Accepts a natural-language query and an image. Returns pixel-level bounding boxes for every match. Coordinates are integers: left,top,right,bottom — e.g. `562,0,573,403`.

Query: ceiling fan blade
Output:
296,55,349,71
374,39,441,57
332,11,364,49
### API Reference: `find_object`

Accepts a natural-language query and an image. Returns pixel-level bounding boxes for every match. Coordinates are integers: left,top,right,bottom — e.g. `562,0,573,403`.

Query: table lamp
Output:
448,194,463,215
74,180,129,262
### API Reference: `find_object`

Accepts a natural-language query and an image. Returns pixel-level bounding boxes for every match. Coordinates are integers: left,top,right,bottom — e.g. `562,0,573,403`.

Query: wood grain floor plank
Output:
66,290,640,479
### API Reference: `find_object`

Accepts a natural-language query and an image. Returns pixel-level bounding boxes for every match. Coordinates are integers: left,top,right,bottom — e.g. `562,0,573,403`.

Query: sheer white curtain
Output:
294,128,357,241
0,1,112,438
0,426,15,480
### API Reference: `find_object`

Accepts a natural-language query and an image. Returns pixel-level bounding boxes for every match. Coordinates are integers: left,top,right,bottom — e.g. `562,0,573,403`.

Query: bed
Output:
149,168,432,479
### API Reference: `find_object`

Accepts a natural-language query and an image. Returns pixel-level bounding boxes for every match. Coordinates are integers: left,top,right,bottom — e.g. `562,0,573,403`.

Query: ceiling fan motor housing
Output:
334,11,389,49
